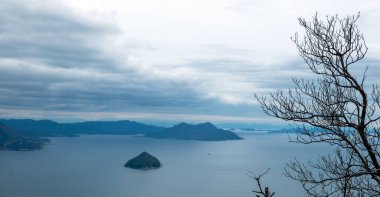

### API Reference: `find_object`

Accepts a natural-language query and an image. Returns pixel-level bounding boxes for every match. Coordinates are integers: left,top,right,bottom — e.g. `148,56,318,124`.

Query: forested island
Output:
145,122,243,141
124,152,161,169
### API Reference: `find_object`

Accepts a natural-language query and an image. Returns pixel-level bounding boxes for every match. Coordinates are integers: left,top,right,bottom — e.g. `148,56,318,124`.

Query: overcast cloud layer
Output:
0,0,380,125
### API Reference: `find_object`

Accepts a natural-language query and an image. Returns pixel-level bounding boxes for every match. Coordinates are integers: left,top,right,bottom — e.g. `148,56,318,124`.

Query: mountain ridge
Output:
0,119,164,137
146,122,243,141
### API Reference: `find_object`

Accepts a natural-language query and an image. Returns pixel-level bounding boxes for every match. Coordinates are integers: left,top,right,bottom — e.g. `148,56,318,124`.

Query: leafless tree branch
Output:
247,169,275,197
255,13,380,196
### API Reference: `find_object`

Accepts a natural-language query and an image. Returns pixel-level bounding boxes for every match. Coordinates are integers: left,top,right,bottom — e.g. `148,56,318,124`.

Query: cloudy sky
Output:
0,0,379,126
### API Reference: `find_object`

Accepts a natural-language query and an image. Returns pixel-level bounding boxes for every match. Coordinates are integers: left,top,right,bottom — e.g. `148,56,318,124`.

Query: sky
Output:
0,0,380,126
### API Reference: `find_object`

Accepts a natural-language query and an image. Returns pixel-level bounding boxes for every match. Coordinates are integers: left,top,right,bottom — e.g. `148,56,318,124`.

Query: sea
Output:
0,132,328,197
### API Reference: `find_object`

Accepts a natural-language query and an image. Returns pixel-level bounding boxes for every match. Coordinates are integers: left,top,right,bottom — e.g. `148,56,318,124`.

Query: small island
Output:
124,152,161,169
145,122,243,141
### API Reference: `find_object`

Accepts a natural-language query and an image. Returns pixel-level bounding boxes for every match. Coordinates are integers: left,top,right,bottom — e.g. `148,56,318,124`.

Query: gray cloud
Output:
0,0,119,69
1,0,379,124
0,59,205,112
0,0,208,114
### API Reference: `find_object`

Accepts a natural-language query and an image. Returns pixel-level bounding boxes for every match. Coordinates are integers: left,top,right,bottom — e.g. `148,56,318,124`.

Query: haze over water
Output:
0,133,327,197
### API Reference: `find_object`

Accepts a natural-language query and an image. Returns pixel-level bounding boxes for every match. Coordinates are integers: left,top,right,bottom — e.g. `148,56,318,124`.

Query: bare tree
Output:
256,13,380,196
247,168,275,197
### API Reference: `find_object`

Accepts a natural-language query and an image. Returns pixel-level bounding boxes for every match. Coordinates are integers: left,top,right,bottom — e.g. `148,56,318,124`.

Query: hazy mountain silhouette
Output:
0,119,164,137
145,122,243,141
0,119,75,137
65,120,164,135
0,120,243,141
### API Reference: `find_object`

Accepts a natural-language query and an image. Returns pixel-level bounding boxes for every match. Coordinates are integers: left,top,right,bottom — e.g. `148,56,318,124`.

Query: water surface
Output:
0,133,328,197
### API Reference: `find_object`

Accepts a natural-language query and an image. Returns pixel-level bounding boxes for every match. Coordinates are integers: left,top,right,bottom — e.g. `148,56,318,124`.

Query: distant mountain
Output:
0,119,164,137
0,123,45,151
146,122,243,141
65,120,164,135
0,119,76,137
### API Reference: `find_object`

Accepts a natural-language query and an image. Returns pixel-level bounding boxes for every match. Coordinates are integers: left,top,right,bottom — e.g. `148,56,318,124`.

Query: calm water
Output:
0,133,328,197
